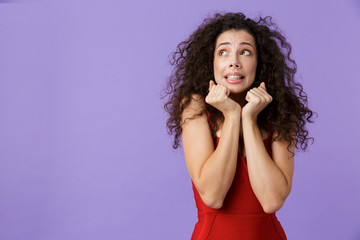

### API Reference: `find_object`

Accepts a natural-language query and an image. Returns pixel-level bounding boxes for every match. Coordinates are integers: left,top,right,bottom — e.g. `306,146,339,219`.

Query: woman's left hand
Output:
242,82,272,121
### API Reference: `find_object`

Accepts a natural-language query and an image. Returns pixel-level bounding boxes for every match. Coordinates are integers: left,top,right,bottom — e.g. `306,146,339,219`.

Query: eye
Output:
219,50,227,56
241,50,251,56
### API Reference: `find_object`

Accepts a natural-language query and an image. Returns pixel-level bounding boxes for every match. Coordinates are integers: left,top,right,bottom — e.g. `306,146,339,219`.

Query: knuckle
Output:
205,96,213,103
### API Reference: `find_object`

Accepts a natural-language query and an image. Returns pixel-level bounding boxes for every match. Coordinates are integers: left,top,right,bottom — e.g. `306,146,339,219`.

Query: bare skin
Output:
181,30,294,212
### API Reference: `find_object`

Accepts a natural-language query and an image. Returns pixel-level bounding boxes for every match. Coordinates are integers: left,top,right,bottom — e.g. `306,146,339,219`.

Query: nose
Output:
229,56,241,68
229,63,240,68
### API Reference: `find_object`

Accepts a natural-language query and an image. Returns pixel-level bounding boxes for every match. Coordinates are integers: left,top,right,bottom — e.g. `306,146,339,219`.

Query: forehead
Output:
215,29,256,47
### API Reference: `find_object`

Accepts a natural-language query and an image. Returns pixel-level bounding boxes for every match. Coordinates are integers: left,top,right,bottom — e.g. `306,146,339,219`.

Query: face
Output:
213,29,258,94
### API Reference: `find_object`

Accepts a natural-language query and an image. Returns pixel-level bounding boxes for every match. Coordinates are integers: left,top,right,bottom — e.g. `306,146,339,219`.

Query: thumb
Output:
259,82,266,90
209,80,215,91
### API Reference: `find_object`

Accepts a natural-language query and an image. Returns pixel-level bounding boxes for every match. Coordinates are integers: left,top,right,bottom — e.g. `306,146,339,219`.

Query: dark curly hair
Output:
163,12,315,154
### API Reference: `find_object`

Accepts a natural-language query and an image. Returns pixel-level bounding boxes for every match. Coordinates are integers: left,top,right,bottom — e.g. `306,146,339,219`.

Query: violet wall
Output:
1,0,360,239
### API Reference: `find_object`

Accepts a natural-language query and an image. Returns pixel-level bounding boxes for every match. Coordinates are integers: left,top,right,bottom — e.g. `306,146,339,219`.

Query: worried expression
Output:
213,29,258,94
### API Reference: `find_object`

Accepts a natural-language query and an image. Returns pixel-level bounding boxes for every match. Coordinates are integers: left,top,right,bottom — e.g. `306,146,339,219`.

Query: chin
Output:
227,84,249,94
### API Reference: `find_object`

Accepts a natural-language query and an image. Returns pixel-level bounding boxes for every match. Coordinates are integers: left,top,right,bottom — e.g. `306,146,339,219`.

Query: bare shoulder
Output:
181,94,214,185
181,93,212,148
180,94,206,125
271,131,295,160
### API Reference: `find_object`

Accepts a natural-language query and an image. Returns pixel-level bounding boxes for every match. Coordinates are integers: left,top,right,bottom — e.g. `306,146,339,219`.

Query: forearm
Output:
242,118,289,212
199,112,241,208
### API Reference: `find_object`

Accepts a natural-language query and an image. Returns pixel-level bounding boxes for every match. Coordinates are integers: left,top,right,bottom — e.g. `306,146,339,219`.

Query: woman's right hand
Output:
205,80,241,117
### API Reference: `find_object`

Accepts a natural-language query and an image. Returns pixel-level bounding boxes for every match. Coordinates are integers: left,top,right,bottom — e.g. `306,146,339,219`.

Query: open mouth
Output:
225,76,245,80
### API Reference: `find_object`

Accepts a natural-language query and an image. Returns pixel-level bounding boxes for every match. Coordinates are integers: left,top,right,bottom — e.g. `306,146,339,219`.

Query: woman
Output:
164,12,314,239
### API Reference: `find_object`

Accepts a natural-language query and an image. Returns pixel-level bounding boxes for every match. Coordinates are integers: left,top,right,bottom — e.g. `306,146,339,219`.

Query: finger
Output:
245,91,251,102
257,87,273,101
252,88,267,98
249,88,262,98
225,88,230,96
255,86,270,96
213,84,225,96
259,82,266,90
246,90,257,102
248,89,264,104
211,84,220,96
218,84,228,96
257,86,268,94
221,85,231,97
209,80,215,91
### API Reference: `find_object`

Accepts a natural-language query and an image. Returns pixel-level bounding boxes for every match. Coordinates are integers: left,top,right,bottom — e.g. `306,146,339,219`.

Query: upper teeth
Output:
226,75,242,79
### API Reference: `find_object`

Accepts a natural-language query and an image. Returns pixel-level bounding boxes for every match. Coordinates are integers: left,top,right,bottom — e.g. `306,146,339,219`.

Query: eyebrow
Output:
216,42,256,50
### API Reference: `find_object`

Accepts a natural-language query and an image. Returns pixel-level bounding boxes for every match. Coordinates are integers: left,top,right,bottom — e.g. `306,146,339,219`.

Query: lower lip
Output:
224,77,243,84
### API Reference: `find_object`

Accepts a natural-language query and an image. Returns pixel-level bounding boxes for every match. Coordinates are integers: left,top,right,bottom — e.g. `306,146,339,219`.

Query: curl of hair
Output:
162,12,315,155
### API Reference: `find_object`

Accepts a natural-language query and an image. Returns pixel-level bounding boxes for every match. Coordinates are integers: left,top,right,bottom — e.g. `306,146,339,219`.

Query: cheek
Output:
213,60,221,75
213,57,226,71
248,61,257,75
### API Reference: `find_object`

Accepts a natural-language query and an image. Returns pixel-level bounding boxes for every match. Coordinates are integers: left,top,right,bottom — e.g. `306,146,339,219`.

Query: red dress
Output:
190,129,287,239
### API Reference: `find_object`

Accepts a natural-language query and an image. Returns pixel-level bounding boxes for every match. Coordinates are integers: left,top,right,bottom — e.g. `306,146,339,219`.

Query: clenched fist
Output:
242,82,272,121
205,80,241,116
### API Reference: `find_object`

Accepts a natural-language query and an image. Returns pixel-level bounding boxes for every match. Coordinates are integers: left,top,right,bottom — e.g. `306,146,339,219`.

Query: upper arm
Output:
271,132,295,198
181,95,215,192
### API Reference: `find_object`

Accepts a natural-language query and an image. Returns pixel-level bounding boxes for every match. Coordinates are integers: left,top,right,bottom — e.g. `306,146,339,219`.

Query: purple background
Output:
1,0,360,239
